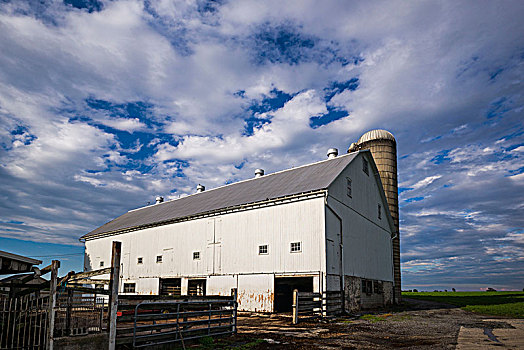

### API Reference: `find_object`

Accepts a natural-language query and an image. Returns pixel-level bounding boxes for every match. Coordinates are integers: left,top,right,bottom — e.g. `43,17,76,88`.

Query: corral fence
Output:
54,291,106,337
0,294,49,350
292,290,343,324
0,241,121,350
116,293,238,348
0,292,107,349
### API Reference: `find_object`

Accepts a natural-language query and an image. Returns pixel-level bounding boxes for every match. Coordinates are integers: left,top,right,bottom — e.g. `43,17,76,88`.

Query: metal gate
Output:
0,295,49,349
116,297,237,348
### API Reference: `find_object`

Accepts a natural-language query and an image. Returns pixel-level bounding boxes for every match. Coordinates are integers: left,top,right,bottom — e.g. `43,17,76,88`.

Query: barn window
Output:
193,252,200,260
123,283,135,293
374,281,383,294
363,158,369,175
99,261,104,267
378,204,382,219
290,242,301,253
362,279,373,295
259,245,268,255
137,257,143,264
346,178,352,198
156,255,162,263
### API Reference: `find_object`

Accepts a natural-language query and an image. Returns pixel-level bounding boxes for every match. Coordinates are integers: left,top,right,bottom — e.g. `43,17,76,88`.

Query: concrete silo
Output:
348,129,401,301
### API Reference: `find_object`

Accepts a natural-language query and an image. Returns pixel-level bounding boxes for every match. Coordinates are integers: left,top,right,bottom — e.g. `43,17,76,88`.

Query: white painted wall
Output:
237,274,274,312
325,152,394,290
84,197,326,311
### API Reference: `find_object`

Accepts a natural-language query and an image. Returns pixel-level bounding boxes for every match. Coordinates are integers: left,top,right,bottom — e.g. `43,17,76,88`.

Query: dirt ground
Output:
223,298,520,349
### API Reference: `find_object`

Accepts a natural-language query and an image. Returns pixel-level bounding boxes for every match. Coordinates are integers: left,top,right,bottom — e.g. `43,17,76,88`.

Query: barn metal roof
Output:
82,152,359,239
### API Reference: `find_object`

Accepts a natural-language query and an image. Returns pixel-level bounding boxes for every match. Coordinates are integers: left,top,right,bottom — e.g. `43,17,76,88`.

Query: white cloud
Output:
0,0,523,289
410,175,442,190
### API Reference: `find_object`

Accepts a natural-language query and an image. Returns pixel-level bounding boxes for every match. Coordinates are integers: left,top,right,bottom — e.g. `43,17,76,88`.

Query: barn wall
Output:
326,152,394,282
237,274,274,312
84,197,326,311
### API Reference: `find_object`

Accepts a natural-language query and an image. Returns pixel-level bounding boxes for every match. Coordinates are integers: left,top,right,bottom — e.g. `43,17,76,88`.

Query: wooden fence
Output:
292,290,343,324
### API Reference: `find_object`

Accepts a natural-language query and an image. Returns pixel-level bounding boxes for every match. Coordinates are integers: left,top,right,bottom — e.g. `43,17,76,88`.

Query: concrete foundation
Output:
344,276,361,313
344,275,393,312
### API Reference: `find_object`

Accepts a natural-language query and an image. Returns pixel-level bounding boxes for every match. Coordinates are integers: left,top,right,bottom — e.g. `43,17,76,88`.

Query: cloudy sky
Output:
1,0,523,291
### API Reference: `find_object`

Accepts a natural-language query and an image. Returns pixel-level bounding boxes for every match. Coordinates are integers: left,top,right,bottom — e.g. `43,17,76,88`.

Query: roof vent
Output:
196,184,205,193
255,169,265,178
327,148,338,159
155,196,164,204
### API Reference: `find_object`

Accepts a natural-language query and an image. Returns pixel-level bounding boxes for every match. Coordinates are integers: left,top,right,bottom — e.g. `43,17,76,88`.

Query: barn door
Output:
327,239,340,274
163,248,174,275
214,218,222,273
206,218,222,274
122,252,130,279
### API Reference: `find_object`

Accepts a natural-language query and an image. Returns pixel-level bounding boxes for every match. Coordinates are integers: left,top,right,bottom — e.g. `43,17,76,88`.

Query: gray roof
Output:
82,152,359,239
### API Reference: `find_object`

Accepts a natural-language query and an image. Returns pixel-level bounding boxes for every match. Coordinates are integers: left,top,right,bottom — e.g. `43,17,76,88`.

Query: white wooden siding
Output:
84,197,326,307
326,152,394,285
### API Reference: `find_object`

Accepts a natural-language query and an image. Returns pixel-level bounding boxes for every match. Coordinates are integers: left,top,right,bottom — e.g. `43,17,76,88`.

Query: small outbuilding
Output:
0,250,42,275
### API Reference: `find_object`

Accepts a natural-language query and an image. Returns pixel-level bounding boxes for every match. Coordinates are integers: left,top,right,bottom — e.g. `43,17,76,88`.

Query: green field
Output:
402,291,524,318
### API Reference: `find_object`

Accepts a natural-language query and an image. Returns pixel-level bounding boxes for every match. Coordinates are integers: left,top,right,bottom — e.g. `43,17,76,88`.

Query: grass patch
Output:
358,312,411,323
403,291,524,318
360,314,391,322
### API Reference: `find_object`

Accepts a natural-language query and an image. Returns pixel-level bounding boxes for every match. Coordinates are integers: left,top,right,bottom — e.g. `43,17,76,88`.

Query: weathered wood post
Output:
292,289,298,325
46,259,60,350
231,288,238,334
9,279,16,298
65,288,73,336
108,241,121,350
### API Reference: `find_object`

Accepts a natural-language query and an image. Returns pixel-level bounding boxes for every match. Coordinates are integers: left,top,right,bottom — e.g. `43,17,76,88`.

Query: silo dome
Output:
357,129,396,144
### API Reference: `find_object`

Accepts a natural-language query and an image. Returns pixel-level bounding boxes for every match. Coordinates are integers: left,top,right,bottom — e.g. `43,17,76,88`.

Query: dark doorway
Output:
274,277,313,312
159,278,181,296
188,279,206,296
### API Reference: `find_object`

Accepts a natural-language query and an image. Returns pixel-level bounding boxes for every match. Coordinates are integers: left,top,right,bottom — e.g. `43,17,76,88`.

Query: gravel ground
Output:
225,298,516,349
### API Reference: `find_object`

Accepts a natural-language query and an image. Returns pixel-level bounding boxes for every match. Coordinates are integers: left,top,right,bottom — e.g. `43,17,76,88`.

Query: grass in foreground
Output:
402,291,524,318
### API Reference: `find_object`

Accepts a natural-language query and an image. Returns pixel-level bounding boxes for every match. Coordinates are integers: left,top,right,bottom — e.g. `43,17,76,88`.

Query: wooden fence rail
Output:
292,290,343,324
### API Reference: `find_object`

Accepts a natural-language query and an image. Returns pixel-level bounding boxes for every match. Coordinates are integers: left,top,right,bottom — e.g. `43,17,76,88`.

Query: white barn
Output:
81,150,396,312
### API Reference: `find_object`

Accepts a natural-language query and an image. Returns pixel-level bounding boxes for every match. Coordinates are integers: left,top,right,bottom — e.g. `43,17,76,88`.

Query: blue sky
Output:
0,0,523,291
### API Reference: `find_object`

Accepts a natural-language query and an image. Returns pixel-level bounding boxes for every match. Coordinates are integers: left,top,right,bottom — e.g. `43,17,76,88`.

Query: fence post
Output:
46,260,60,350
292,289,298,325
108,241,121,350
231,288,238,334
65,288,73,336
322,292,326,317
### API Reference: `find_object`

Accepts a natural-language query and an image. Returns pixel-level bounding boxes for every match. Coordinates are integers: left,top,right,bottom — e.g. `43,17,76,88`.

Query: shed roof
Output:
82,152,359,239
0,250,42,266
